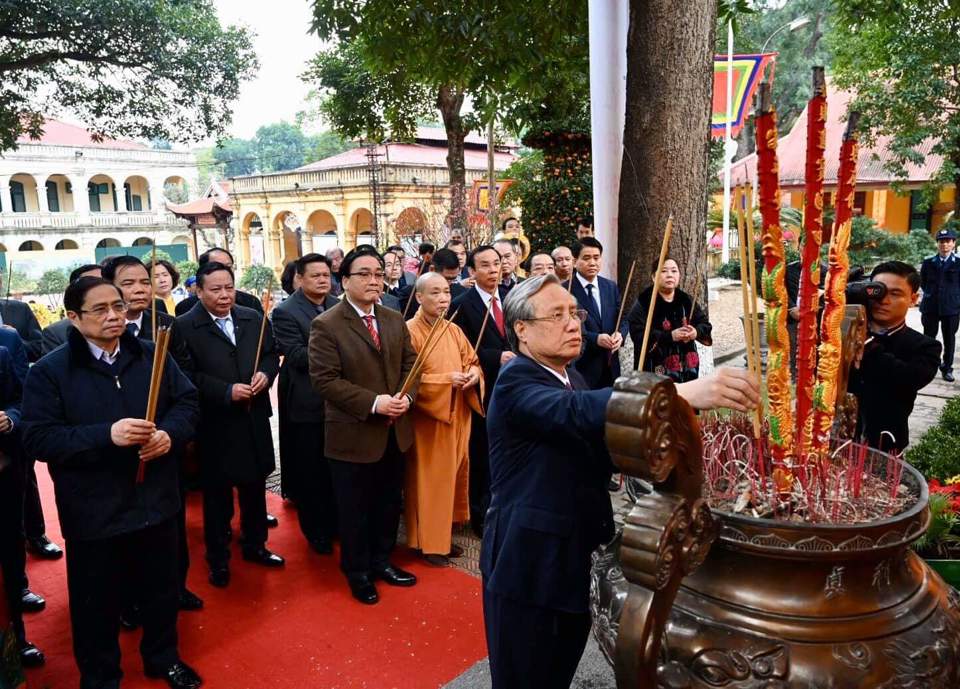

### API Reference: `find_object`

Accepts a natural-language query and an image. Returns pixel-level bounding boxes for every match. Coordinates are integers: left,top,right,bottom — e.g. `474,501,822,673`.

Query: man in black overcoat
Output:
174,248,264,317
173,262,283,588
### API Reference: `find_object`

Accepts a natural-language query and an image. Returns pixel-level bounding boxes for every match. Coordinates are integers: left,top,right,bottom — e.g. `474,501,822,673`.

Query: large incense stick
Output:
735,187,761,438
636,214,673,372
149,242,157,341
398,307,457,398
252,289,273,379
137,326,171,483
744,185,762,380
612,259,636,338
472,294,495,354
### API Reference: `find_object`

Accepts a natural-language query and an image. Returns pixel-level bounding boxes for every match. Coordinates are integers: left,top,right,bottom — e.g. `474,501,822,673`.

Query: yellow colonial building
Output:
228,128,515,274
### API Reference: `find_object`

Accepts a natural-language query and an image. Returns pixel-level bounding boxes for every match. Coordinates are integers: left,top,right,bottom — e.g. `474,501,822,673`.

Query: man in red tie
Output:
308,246,420,604
453,245,512,536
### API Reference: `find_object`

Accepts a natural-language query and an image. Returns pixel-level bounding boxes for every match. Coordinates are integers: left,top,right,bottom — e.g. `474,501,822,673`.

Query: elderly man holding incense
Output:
481,274,759,689
21,276,202,689
173,261,284,589
309,245,419,605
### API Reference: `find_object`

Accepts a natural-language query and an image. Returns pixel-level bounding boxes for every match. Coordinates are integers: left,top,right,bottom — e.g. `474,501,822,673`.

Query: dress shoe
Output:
448,543,464,558
349,577,379,605
146,660,203,689
944,370,955,382
309,537,333,555
20,589,45,613
19,641,45,668
179,589,204,611
608,475,621,492
423,554,449,567
241,547,285,567
120,605,141,630
266,513,279,528
26,535,63,560
208,567,230,588
374,565,417,587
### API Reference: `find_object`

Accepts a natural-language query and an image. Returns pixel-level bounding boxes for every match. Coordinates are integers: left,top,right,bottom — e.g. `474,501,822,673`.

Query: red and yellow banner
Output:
712,53,777,139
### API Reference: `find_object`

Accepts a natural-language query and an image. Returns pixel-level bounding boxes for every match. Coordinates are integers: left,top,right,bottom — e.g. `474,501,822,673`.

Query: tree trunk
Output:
437,85,468,232
619,0,718,301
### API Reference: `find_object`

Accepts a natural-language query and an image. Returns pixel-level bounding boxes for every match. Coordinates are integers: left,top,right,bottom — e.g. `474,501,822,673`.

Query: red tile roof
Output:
167,197,231,217
730,84,942,188
16,118,149,150
297,142,515,172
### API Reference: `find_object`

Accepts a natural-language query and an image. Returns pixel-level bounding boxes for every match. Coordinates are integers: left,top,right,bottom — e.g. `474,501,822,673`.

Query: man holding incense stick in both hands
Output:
405,272,483,567
173,262,284,589
21,277,202,689
482,274,759,689
309,245,419,604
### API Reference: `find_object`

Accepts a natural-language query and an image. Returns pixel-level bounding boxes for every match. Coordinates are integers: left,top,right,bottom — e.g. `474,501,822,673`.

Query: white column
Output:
0,175,12,217
69,175,91,225
150,177,166,222
114,177,128,212
721,20,735,264
36,175,49,214
588,0,628,279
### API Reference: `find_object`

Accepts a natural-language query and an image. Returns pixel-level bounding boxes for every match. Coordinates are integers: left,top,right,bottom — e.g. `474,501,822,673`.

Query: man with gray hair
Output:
481,274,760,688
325,247,345,296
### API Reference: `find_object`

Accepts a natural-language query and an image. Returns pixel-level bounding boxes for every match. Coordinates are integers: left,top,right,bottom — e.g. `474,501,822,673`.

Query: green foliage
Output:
213,138,257,178
502,141,593,256
238,265,276,296
907,397,960,481
34,268,68,296
254,122,309,174
832,0,960,216
847,216,936,268
4,268,35,294
175,261,198,282
914,492,960,558
0,0,258,153
307,130,357,162
163,182,189,204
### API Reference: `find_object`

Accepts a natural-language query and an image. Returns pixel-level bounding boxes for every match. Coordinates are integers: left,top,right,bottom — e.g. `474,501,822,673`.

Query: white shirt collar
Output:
535,361,571,387
345,295,375,317
206,309,232,324
474,285,500,306
125,312,144,330
87,339,120,364
576,273,599,289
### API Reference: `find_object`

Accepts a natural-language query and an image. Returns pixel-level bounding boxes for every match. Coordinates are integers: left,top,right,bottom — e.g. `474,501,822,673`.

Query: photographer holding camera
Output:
920,227,960,382
849,261,941,453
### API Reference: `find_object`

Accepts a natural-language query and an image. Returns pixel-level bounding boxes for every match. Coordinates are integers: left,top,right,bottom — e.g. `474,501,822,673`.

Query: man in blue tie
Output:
482,274,760,688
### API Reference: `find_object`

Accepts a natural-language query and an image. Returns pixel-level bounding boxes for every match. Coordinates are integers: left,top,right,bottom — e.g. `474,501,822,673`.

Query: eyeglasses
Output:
523,309,588,326
348,271,386,281
80,301,127,317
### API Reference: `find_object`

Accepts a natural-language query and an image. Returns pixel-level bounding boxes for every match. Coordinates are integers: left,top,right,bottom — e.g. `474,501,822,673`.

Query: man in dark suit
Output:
493,239,521,294
920,227,960,381
173,262,284,588
271,253,339,554
385,245,418,289
398,248,465,318
309,246,419,604
0,344,44,668
567,238,629,389
482,274,759,688
453,245,511,536
22,277,202,689
0,275,42,362
174,248,263,317
851,261,942,452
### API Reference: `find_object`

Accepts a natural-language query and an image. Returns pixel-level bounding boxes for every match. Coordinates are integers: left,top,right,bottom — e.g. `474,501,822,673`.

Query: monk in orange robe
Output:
405,272,483,566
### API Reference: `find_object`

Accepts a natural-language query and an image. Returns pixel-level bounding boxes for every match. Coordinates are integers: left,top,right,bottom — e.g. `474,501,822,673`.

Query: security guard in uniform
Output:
920,227,960,382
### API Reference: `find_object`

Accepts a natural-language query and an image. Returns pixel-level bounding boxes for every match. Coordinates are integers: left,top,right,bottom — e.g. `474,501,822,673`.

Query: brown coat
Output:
308,299,418,463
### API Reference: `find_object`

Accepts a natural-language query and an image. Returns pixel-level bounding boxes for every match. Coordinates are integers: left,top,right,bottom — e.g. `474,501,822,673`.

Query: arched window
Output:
96,238,121,249
18,240,43,251
55,239,79,250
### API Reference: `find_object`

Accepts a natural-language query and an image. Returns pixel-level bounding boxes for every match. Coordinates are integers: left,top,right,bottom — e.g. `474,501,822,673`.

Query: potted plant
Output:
915,478,960,588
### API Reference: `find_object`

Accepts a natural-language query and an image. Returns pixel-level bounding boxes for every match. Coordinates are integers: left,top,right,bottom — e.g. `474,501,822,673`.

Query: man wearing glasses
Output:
22,277,202,689
309,245,419,604
481,274,760,688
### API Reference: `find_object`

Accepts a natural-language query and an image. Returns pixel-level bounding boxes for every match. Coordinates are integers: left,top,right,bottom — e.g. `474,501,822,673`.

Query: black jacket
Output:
849,324,940,452
21,328,199,541
453,286,510,406
41,318,71,356
173,302,279,483
271,289,338,424
174,289,264,317
0,346,22,474
920,253,960,317
0,299,42,361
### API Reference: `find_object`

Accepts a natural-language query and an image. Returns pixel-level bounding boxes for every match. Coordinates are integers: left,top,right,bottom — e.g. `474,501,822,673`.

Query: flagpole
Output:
721,19,734,265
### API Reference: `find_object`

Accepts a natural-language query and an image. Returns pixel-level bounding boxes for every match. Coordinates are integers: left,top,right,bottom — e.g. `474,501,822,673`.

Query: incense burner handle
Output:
605,372,716,689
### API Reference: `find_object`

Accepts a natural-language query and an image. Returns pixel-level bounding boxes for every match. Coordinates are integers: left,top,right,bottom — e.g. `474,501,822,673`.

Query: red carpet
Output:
23,465,487,688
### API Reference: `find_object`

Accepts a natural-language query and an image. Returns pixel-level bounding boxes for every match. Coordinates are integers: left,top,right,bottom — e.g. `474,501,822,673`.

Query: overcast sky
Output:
213,0,326,140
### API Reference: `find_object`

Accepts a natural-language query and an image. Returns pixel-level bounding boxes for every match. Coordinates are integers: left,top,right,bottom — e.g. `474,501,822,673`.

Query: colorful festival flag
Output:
712,53,777,138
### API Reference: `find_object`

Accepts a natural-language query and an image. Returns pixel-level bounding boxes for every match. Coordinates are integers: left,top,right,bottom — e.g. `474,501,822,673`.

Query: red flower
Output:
665,354,682,372
662,318,672,332
685,351,700,369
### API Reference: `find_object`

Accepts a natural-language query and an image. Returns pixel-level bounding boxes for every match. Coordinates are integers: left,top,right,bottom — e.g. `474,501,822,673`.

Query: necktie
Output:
564,381,573,391
490,296,505,337
362,315,381,350
586,283,601,318
125,322,139,337
216,317,235,345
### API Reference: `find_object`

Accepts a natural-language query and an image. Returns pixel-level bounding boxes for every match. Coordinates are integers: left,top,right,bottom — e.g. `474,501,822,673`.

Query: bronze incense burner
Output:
594,371,960,689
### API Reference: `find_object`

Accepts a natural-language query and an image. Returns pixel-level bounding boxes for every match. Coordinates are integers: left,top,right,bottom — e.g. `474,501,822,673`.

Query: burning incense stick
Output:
472,295,495,355
137,326,171,483
636,214,673,372
744,185,763,380
735,187,762,438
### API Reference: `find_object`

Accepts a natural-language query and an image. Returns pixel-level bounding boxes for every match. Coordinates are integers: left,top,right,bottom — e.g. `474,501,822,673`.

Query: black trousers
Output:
176,482,190,591
922,312,960,371
202,477,268,569
21,457,46,540
66,519,180,689
468,411,490,537
327,431,403,583
0,459,26,644
482,586,591,689
288,422,337,543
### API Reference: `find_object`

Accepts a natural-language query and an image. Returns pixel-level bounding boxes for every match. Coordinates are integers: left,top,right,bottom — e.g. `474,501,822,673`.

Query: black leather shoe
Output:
19,641,45,668
374,565,417,587
266,513,279,528
423,554,449,567
146,660,203,689
20,589,45,613
309,537,333,555
349,576,379,605
448,543,464,558
26,535,63,560
944,370,955,382
120,605,141,630
208,567,230,588
179,589,204,611
241,547,285,567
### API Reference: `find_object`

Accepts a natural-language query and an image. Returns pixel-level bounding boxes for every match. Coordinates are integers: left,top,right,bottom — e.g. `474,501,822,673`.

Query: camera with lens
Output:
845,280,886,305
